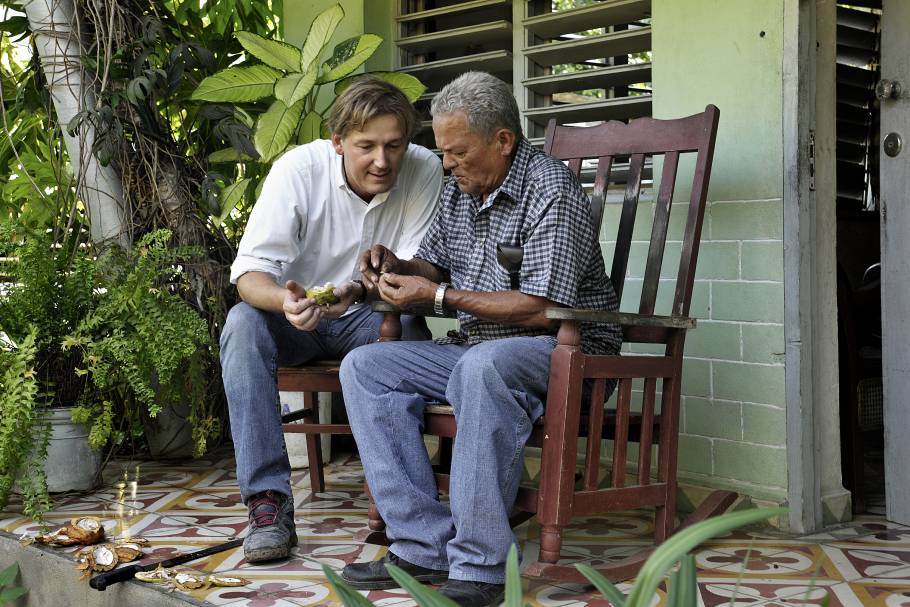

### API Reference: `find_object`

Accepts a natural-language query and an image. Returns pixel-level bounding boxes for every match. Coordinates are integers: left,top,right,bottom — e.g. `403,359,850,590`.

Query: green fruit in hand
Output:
306,282,339,305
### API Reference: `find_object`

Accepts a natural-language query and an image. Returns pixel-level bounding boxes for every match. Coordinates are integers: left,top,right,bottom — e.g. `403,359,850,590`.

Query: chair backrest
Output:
543,106,719,319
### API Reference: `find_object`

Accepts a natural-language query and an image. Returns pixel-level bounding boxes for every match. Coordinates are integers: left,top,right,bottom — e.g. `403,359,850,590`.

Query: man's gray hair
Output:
430,71,523,140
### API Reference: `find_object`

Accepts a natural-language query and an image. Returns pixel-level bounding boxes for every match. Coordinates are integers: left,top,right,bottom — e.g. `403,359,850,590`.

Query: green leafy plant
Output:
0,329,50,520
322,507,788,607
191,3,426,163
0,223,96,520
63,229,217,457
0,563,28,605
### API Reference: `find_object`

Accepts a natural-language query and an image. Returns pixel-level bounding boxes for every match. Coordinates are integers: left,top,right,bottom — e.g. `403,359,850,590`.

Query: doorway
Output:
833,1,883,517
832,0,910,525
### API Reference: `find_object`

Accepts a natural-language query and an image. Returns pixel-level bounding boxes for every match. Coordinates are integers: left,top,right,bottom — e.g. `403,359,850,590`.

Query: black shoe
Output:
340,551,449,590
243,490,298,562
438,579,505,607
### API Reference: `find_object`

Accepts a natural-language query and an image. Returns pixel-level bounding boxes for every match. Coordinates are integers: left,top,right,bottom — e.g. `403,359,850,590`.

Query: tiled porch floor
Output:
3,448,910,606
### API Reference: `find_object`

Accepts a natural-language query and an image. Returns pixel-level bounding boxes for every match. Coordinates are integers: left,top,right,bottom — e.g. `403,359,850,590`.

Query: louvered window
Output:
836,2,881,215
395,0,652,151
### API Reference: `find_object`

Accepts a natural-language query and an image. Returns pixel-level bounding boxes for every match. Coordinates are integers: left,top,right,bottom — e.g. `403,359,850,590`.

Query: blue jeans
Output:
339,337,555,584
220,302,428,503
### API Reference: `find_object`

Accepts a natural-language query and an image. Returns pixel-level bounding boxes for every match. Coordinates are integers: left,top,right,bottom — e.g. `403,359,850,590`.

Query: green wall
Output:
650,0,787,500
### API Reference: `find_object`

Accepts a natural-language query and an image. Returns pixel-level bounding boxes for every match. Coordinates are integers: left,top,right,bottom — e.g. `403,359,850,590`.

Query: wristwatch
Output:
351,279,366,304
434,282,450,315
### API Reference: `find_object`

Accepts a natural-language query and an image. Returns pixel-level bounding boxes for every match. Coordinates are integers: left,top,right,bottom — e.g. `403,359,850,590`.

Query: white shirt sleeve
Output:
394,147,443,260
230,156,308,284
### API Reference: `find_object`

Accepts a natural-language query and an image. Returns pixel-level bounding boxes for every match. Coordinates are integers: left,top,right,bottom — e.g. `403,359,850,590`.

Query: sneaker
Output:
438,579,505,607
243,490,297,562
340,551,449,590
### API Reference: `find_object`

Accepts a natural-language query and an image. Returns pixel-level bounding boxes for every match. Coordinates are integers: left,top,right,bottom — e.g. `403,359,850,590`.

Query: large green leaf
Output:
207,148,254,163
0,563,18,586
191,65,281,102
317,34,383,84
214,178,250,227
300,4,344,72
297,111,323,145
274,64,318,107
334,72,426,103
254,99,304,163
236,31,301,72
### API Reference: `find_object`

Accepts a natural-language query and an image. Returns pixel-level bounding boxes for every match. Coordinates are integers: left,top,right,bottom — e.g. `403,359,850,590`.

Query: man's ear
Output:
495,128,517,157
331,133,344,155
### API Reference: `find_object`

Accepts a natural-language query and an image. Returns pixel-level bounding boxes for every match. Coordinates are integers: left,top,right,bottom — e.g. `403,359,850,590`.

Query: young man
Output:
339,72,622,607
220,76,442,563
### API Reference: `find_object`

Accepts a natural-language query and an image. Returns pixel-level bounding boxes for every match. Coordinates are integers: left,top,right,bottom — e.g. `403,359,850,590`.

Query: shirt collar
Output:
332,152,393,206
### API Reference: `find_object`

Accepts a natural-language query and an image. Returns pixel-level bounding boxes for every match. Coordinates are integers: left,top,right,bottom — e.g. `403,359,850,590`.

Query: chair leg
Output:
303,391,325,493
536,345,585,564
655,366,682,543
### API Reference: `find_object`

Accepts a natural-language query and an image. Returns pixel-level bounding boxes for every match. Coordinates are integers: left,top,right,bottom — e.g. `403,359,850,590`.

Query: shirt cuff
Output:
229,256,283,284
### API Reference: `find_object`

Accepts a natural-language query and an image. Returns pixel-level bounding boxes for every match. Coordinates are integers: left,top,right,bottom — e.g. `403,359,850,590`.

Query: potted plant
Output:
62,229,219,459
0,224,101,519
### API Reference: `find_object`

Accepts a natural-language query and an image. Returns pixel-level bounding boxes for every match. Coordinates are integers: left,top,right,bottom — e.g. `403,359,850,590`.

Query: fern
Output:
68,229,218,455
0,329,50,520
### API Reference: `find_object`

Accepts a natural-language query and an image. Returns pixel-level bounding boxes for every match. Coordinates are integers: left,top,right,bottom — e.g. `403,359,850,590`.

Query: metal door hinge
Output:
808,130,816,192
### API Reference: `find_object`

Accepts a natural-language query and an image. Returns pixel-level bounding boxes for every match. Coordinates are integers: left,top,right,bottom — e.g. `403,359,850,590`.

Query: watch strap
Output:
434,282,450,315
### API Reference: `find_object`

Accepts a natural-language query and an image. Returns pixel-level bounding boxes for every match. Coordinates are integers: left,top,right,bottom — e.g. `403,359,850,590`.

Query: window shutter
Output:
395,0,652,151
836,2,881,215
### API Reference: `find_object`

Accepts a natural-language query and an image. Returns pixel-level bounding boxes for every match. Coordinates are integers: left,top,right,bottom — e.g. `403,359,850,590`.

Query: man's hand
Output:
283,280,323,331
360,245,401,287
320,281,363,319
377,273,436,309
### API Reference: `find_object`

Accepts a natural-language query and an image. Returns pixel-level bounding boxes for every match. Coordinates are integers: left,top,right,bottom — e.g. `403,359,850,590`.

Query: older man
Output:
338,72,622,607
220,76,441,563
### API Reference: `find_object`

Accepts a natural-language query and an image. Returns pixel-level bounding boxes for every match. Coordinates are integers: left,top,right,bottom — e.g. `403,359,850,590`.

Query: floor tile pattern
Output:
3,449,910,606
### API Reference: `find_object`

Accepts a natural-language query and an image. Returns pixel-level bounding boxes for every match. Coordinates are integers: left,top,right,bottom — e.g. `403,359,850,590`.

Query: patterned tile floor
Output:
3,448,910,606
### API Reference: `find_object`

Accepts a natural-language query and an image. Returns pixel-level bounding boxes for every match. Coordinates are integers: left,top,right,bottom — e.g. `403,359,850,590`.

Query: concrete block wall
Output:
648,0,789,502
601,195,787,501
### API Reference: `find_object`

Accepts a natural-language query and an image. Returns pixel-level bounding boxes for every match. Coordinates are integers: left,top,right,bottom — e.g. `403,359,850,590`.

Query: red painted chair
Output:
363,105,736,582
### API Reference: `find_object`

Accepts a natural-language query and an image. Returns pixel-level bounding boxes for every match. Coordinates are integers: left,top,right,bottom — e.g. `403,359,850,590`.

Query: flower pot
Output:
42,407,102,492
142,400,196,459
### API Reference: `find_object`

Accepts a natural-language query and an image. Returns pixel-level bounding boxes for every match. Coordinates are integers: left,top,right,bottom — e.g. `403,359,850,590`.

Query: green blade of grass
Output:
385,564,460,607
505,544,523,607
675,555,697,607
576,563,627,606
321,565,376,607
625,507,786,607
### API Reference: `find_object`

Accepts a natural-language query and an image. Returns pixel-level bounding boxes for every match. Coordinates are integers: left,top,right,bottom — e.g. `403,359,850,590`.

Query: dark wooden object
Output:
278,361,347,493
364,105,736,582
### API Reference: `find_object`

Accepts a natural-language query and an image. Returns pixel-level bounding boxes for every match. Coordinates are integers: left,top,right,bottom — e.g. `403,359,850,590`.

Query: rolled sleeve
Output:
229,157,306,284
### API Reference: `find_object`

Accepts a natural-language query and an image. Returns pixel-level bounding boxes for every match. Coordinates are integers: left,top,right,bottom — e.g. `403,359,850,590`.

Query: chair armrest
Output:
371,300,457,318
544,308,696,329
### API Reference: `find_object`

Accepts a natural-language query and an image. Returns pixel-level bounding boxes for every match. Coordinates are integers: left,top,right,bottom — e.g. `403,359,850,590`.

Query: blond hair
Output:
327,75,420,140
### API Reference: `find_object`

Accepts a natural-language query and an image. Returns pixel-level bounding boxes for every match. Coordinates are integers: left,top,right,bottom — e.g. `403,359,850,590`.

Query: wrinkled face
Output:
332,114,408,201
432,111,515,200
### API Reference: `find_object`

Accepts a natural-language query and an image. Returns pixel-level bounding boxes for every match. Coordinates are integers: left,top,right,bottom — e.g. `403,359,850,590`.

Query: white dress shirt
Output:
230,139,442,295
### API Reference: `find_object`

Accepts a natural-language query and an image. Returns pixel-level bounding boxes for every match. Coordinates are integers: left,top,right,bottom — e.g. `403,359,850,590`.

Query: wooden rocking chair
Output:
363,104,736,583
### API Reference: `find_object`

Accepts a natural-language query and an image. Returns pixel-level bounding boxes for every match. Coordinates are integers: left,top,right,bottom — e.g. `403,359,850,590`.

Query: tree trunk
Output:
23,0,128,246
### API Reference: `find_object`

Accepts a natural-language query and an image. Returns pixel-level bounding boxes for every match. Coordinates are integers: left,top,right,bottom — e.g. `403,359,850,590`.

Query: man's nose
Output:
373,147,389,168
441,153,456,171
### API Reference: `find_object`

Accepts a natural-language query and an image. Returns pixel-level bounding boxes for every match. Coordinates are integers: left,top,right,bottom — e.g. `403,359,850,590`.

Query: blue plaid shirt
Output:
416,137,622,355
